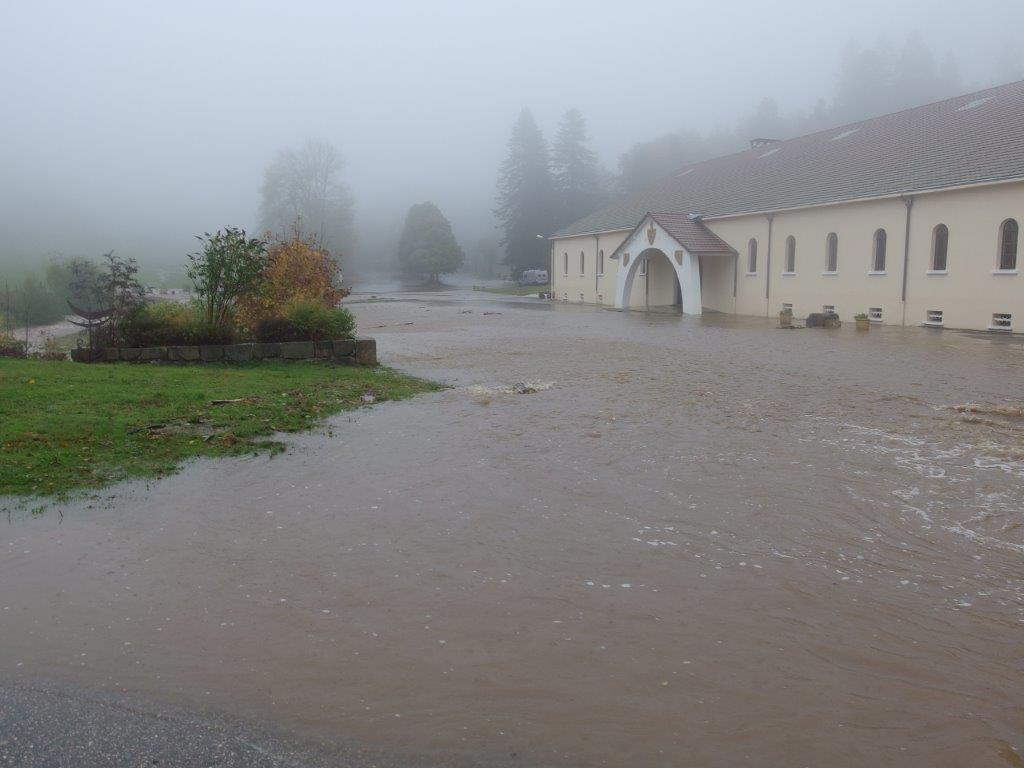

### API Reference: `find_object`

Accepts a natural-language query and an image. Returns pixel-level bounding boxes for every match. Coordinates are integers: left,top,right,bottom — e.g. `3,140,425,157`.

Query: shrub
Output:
285,299,355,340
187,228,267,332
34,336,68,361
236,231,348,330
254,300,355,342
122,302,235,347
0,333,28,358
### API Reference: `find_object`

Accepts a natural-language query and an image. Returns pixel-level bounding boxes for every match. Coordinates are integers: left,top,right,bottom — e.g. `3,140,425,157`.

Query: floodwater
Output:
2,290,1023,767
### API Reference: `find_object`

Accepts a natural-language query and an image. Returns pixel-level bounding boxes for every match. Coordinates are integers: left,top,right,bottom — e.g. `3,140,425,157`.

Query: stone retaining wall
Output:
99,337,376,365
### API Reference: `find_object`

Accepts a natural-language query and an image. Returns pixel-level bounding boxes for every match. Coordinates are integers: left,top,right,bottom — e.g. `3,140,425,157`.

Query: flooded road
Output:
2,290,1023,767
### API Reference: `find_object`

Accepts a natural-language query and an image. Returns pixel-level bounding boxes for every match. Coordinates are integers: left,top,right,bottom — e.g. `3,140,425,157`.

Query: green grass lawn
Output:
0,359,441,498
473,284,550,296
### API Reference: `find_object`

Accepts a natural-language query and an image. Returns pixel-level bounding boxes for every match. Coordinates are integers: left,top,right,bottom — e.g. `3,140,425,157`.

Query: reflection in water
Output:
2,290,1023,767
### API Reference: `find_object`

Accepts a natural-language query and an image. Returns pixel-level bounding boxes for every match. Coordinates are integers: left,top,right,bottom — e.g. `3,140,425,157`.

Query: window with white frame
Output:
597,249,604,276
563,252,568,276
931,224,949,272
872,229,887,272
784,236,796,273
991,312,1012,330
926,309,944,326
579,251,585,276
639,257,647,276
869,307,883,322
823,304,835,314
998,219,1018,271
747,238,757,273
825,232,838,273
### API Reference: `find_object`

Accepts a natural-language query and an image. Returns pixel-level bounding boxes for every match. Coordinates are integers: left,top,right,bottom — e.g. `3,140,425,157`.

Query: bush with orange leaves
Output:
237,232,349,330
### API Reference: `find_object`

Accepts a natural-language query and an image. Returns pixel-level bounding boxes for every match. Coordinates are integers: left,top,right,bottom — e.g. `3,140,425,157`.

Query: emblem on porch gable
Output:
674,250,683,266
646,222,657,245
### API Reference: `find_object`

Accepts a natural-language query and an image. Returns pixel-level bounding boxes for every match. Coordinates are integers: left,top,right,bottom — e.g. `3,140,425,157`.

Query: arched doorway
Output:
618,247,690,311
612,214,713,315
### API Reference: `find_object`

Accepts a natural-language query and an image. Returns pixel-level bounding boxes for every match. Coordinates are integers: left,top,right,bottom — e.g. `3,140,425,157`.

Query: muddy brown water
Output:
2,291,1023,767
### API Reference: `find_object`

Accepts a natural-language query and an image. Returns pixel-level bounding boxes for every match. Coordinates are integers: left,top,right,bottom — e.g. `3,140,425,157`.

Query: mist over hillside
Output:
2,0,1022,286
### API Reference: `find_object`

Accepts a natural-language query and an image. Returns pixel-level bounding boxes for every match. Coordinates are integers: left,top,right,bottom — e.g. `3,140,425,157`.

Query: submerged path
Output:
2,289,1022,767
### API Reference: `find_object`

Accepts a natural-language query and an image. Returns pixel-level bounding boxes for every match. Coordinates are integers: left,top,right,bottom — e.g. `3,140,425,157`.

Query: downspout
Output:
549,241,555,298
764,213,775,317
900,195,914,327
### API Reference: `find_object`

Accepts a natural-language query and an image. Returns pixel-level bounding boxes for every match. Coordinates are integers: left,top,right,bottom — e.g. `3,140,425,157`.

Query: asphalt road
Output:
0,679,475,768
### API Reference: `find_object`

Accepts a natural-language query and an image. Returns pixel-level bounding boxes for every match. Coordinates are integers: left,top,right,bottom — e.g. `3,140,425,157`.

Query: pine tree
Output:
396,202,464,285
494,109,556,274
552,108,602,226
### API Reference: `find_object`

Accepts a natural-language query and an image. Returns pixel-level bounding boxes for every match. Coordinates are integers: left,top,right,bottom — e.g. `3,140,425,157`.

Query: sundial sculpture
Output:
67,299,114,361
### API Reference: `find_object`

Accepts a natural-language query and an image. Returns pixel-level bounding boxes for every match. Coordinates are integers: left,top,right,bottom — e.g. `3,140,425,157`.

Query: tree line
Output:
492,33,1004,272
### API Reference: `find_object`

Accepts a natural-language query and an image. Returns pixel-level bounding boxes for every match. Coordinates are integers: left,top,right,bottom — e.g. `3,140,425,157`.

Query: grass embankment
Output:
0,359,441,498
474,284,550,296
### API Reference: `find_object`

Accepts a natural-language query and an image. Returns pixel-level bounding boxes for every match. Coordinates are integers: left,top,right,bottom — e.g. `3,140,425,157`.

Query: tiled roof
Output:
556,80,1024,237
647,213,736,255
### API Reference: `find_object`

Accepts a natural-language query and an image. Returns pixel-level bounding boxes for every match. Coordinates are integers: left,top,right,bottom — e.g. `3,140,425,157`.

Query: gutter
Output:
553,175,1024,241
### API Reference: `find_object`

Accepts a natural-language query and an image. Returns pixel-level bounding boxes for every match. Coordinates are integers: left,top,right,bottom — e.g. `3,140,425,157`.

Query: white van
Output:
520,269,549,285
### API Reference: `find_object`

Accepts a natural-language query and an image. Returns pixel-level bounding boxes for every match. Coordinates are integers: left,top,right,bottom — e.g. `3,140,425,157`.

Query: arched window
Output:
931,224,949,271
784,236,796,273
747,238,757,273
579,251,585,275
598,249,604,276
999,219,1018,270
825,232,838,273
563,252,568,275
872,229,887,272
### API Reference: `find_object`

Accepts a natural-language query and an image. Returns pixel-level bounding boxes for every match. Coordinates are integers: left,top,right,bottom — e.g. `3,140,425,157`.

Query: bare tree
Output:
258,140,356,261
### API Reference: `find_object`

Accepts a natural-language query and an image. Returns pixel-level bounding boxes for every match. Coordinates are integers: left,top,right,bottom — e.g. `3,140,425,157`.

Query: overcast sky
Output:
2,0,1023,273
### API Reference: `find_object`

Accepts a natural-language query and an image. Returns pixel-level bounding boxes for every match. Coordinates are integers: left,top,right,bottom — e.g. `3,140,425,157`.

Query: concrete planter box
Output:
353,337,377,365
253,342,281,359
280,341,316,359
224,343,254,362
168,346,201,362
331,339,356,358
87,337,373,365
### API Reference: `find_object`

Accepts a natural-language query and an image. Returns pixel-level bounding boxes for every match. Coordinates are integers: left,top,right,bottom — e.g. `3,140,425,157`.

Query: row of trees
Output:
491,33,992,274
494,108,606,273
0,256,116,333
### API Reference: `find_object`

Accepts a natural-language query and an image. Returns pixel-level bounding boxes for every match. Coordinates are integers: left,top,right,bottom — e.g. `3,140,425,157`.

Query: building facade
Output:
551,83,1024,332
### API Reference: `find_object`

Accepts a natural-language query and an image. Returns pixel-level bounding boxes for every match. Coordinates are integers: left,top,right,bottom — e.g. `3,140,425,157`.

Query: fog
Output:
2,0,1022,282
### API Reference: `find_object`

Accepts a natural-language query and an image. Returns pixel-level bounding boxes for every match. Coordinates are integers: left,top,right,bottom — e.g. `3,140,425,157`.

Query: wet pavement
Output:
1,289,1023,767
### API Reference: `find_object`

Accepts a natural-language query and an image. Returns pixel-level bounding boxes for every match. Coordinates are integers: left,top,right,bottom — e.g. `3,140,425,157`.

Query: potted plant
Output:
779,307,794,328
854,312,870,331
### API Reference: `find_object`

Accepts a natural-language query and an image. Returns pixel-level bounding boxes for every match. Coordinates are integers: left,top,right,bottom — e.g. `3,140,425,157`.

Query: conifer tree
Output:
494,109,556,274
552,108,602,226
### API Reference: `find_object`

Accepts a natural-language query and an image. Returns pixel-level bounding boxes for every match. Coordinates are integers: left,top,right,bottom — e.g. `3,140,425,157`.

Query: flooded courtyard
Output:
2,290,1023,767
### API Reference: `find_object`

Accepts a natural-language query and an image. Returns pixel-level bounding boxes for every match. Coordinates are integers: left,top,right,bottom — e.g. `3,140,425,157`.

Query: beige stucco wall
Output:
903,183,1024,330
551,180,1024,331
551,231,629,306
